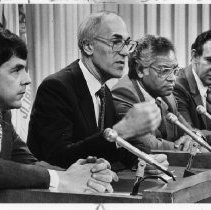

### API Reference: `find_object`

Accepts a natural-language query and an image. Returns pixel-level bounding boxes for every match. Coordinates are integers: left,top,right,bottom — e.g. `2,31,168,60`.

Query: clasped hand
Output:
57,157,118,194
173,135,209,153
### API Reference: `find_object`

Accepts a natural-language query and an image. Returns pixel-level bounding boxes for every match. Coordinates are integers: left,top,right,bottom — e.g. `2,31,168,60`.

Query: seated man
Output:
112,35,197,151
27,12,167,170
174,30,211,142
0,27,118,193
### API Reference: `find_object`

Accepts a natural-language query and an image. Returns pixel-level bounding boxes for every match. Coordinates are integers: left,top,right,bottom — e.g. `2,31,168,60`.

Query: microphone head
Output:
166,112,178,123
103,128,118,143
196,105,206,114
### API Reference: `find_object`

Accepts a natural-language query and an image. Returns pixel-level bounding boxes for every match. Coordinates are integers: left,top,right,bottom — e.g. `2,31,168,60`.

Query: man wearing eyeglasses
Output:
112,35,197,151
174,30,211,143
27,12,167,171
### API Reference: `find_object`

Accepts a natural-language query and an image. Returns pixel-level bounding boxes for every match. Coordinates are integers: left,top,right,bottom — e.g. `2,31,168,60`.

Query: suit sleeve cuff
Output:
48,169,60,188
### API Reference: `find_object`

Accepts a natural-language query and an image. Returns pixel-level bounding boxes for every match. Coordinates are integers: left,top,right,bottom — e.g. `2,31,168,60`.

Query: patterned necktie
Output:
0,111,3,153
96,85,106,132
206,87,211,114
155,98,167,138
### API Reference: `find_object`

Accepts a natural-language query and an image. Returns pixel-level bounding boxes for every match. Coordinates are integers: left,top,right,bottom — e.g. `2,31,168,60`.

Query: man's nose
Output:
21,71,32,85
167,72,177,81
119,45,130,56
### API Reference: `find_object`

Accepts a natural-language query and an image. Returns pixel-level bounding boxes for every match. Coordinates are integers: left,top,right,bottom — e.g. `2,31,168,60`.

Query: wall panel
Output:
25,4,211,96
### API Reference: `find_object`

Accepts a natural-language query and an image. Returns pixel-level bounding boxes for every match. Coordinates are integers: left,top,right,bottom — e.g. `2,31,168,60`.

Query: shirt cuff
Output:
48,169,60,188
116,142,121,148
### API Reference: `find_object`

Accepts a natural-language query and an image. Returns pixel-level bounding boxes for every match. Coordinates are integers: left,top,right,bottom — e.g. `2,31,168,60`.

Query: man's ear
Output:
137,70,143,78
136,63,148,78
83,41,94,56
191,49,199,64
142,67,150,76
137,68,149,78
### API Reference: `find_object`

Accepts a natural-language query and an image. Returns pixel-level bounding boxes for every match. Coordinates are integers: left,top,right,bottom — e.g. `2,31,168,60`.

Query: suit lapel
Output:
185,66,207,126
1,112,13,159
132,79,146,102
72,63,97,130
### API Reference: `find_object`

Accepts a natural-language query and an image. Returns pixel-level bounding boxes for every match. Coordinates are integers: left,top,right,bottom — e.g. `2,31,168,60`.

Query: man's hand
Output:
113,101,161,140
56,157,118,194
145,154,169,175
174,135,210,153
174,135,196,152
201,129,211,137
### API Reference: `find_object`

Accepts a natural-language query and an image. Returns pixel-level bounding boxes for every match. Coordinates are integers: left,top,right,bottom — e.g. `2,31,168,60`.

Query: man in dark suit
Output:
0,27,118,193
112,35,197,151
174,30,211,142
27,12,167,170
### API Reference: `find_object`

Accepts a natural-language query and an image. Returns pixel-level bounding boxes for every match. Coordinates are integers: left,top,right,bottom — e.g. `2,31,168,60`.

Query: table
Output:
1,151,211,203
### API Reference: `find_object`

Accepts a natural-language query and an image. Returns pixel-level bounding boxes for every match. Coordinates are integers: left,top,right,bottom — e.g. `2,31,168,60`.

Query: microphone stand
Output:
166,113,210,177
103,128,175,196
131,159,168,196
183,142,198,177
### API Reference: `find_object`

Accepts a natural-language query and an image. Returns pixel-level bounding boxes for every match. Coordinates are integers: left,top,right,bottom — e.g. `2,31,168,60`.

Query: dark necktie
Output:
206,87,211,114
96,85,106,132
0,111,3,153
155,98,167,138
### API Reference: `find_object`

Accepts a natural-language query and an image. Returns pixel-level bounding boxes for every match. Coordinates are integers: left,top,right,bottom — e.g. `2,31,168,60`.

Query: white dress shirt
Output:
79,60,102,125
192,67,208,109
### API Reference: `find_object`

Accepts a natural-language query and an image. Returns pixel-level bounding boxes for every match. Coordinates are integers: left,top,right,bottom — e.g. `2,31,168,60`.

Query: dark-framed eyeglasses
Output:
149,65,181,79
94,36,137,53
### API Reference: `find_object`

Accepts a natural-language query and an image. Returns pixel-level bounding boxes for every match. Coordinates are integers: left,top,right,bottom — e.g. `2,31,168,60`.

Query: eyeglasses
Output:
149,65,181,79
94,36,137,53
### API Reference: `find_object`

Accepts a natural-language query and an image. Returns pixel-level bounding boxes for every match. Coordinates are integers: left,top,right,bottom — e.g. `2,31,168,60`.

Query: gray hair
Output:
128,34,175,79
77,11,118,55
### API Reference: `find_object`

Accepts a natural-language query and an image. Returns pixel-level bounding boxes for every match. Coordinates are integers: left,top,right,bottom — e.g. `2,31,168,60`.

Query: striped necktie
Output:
96,85,106,132
155,97,167,138
206,87,211,114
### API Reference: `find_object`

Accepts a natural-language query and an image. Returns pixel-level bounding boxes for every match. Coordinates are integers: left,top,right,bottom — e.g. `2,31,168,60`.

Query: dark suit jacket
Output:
174,65,209,130
0,111,50,189
27,60,136,169
112,75,184,150
174,65,211,142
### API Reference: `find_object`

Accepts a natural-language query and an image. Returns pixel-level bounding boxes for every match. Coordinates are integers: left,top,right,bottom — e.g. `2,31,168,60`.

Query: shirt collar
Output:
79,60,102,97
192,66,208,98
137,80,155,102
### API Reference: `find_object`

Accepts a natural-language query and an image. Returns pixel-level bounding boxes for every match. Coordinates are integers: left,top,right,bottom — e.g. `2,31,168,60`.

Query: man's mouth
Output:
165,84,175,89
116,61,125,65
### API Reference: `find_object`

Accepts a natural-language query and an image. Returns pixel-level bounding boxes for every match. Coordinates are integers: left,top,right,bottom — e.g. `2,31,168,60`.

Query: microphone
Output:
166,113,211,152
155,97,192,130
196,105,211,121
104,128,175,180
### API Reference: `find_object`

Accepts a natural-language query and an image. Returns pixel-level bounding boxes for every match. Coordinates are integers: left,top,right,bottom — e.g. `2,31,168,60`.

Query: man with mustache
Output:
174,30,211,143
0,27,118,193
27,12,167,171
112,35,196,151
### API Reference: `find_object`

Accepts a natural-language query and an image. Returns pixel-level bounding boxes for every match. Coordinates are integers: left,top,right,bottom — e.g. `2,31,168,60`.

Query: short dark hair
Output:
0,28,27,67
191,30,211,57
128,34,175,79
